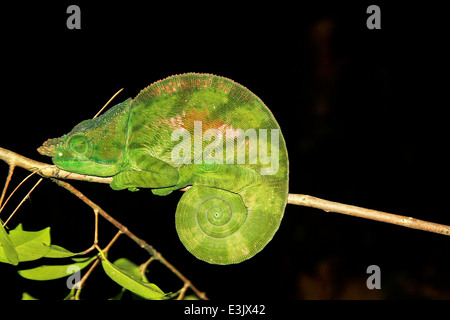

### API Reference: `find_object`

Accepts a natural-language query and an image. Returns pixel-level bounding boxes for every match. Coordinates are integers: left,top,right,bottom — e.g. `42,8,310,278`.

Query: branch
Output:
287,194,450,237
0,147,112,184
1,146,450,241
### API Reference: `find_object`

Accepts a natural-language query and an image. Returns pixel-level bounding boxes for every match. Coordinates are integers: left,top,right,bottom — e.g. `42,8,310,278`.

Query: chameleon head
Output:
38,107,129,177
37,129,116,177
37,126,101,175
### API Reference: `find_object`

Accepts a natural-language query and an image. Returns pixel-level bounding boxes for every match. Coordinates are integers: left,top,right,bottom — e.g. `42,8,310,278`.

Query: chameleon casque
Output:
38,73,289,265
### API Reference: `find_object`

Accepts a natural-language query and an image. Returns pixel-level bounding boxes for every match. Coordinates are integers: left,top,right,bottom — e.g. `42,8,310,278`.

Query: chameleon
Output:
37,73,289,265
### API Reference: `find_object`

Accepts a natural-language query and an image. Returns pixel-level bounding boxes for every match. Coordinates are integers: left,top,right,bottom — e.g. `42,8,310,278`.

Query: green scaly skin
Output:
38,73,289,265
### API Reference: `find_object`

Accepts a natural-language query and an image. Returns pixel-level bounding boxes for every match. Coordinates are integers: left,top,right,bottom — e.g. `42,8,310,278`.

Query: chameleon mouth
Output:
37,137,63,157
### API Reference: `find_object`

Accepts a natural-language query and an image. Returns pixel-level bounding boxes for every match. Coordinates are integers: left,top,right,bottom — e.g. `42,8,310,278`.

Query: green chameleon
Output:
38,73,289,265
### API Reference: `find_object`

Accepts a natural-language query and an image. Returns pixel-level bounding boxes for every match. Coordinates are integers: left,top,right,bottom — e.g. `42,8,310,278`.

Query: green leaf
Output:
43,245,78,258
101,255,168,300
1,224,78,264
113,258,147,282
11,225,51,262
0,222,19,265
0,224,51,263
22,292,38,300
18,255,96,280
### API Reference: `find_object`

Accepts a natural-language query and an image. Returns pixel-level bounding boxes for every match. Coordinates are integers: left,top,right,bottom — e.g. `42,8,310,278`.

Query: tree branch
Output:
1,146,449,243
287,194,450,236
0,146,112,184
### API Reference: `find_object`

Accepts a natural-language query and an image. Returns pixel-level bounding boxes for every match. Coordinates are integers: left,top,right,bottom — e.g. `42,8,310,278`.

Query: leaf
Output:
0,224,51,263
113,258,147,282
10,224,51,262
43,245,78,258
22,292,38,300
18,256,96,280
101,255,168,300
0,222,19,265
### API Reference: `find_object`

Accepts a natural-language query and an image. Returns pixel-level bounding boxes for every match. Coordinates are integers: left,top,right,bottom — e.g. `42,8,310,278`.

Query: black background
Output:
1,1,449,301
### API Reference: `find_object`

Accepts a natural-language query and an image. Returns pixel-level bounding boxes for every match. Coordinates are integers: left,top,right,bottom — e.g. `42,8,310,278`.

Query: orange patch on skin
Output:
157,113,185,130
182,109,235,135
156,108,236,136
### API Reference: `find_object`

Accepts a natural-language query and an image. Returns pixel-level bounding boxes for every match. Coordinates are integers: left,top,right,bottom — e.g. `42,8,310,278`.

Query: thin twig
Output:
288,194,450,236
93,209,99,246
0,170,40,218
2,178,43,227
139,257,155,278
74,258,100,300
0,164,14,209
157,252,208,300
74,231,123,300
79,208,101,255
177,283,190,300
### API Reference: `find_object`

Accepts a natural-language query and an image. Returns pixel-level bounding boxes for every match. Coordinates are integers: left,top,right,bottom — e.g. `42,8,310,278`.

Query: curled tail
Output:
175,167,288,265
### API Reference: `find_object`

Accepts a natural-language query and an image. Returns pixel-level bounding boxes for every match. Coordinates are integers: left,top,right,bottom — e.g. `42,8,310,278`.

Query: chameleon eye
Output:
68,135,90,155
